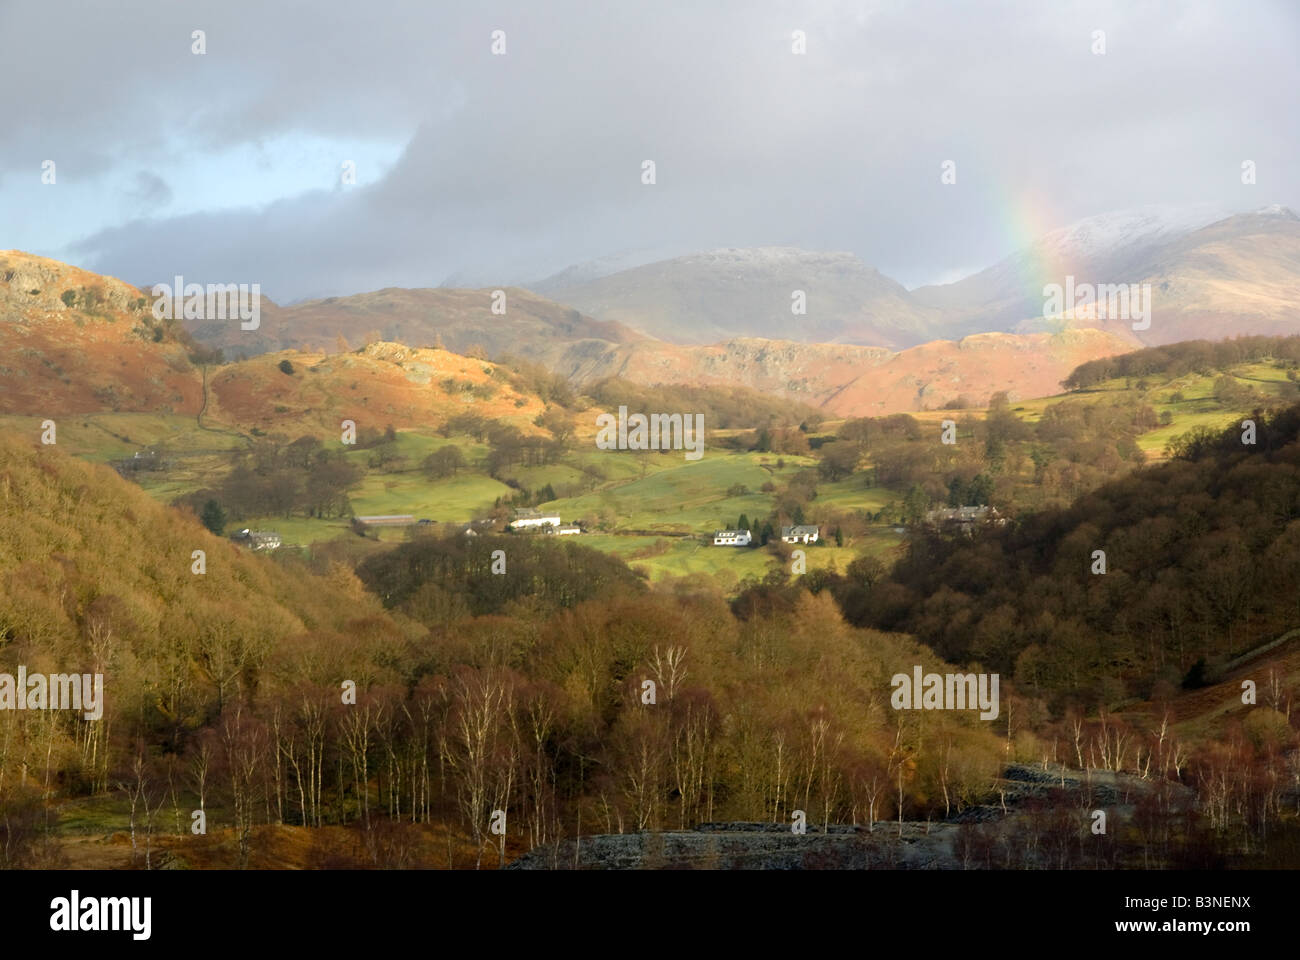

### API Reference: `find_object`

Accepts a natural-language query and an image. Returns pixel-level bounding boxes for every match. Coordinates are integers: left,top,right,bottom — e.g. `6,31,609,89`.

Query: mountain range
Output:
918,205,1300,345
537,246,942,349
4,203,1298,419
183,205,1298,365
540,205,1300,349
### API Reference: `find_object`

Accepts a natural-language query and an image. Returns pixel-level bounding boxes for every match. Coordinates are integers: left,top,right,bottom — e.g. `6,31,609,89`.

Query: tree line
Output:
1063,335,1300,390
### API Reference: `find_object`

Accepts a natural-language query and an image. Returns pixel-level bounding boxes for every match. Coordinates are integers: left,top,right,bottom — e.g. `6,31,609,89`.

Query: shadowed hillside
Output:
834,402,1300,715
183,285,645,362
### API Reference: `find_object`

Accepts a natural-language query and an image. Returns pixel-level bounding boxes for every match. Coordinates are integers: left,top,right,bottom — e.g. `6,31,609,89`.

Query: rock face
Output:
554,328,1133,416
1,253,144,317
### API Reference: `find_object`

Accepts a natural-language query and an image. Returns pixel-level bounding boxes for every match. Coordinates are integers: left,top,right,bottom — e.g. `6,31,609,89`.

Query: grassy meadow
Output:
32,354,1291,593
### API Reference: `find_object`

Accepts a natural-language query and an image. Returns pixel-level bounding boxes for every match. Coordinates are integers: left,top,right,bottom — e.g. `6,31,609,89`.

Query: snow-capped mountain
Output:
530,246,692,293
531,204,1300,350
1036,203,1233,265
913,203,1300,344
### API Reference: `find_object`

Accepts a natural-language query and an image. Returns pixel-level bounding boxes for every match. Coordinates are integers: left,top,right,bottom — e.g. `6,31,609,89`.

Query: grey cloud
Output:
124,171,173,213
7,0,1298,298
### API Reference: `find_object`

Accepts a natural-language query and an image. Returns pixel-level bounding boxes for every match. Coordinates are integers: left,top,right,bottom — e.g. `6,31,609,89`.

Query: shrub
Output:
199,499,227,535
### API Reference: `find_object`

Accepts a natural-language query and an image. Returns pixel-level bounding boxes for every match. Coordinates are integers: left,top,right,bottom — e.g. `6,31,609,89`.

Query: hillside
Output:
0,253,559,435
0,431,399,739
835,402,1300,713
0,251,204,415
3,335,1297,871
201,341,549,435
540,246,943,348
4,251,1131,422
183,285,645,362
558,327,1133,416
914,206,1300,345
0,424,1010,870
1097,206,1300,345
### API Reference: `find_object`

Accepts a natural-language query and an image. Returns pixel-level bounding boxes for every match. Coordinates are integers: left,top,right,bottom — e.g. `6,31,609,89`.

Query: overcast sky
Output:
2,0,1296,301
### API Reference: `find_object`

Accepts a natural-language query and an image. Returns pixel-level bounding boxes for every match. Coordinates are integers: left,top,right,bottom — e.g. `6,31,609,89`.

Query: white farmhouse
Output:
713,529,752,546
231,528,282,551
508,508,563,531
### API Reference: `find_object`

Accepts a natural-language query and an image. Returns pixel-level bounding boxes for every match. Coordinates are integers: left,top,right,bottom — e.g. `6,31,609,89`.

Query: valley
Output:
4,235,1300,874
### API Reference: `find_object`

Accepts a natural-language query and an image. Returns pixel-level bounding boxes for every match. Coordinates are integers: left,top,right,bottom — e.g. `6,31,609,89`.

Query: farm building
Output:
780,524,820,544
923,505,1007,535
231,528,281,551
509,509,562,531
354,514,416,527
713,529,752,546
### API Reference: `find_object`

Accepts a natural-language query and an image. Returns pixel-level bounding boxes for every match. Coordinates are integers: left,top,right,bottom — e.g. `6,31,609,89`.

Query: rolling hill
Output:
0,252,554,435
538,246,943,348
0,250,204,415
4,251,1130,422
183,285,645,362
201,341,547,436
12,224,1297,433
555,327,1133,416
0,428,395,699
836,400,1300,714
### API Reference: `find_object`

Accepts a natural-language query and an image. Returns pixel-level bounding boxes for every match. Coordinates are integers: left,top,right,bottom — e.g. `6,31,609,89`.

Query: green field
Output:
574,531,899,585
815,474,895,512
349,468,511,522
40,356,1291,595
925,360,1296,458
544,451,819,532
0,412,246,462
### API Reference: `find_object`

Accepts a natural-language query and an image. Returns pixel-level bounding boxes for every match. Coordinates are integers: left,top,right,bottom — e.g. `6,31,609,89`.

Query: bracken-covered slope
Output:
0,253,554,434
0,251,203,415
202,341,548,435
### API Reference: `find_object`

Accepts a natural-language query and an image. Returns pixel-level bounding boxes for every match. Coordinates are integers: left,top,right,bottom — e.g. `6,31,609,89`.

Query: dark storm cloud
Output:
3,0,1297,298
124,171,173,213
